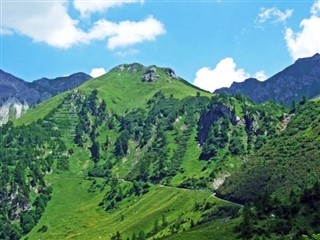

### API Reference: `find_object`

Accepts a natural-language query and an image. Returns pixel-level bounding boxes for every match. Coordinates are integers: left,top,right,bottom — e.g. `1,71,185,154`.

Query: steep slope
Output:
217,99,320,239
0,69,91,125
215,53,320,105
218,99,320,202
6,64,290,240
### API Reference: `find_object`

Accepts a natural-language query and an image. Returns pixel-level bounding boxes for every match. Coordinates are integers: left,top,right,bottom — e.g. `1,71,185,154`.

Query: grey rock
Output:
165,68,178,79
142,67,160,82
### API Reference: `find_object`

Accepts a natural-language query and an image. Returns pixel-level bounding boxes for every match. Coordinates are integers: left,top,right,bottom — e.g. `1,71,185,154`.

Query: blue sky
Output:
1,0,320,92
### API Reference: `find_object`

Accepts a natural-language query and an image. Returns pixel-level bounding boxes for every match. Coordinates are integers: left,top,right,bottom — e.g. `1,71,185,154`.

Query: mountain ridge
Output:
0,69,91,124
215,53,320,105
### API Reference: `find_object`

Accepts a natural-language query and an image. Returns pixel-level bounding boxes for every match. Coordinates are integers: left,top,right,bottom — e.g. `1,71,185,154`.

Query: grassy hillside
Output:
25,176,233,240
15,93,67,126
4,63,297,239
15,64,210,126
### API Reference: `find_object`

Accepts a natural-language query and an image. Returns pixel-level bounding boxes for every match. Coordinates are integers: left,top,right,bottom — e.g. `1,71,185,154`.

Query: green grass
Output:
164,217,239,240
15,92,67,126
25,172,229,240
17,65,242,240
15,66,211,126
77,67,211,115
170,128,206,186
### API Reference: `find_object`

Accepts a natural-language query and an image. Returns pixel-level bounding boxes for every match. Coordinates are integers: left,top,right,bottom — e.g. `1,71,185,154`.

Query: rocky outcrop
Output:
111,63,179,82
142,67,160,82
198,104,239,145
0,97,29,125
215,53,320,106
164,68,178,79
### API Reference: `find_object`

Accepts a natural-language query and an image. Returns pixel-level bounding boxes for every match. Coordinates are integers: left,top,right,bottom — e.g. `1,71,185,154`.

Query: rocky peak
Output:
142,67,160,82
164,68,178,79
112,63,145,73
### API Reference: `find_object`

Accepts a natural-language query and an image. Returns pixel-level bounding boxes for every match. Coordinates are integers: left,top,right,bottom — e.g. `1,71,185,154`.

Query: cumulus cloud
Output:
311,0,320,15
2,1,86,48
87,16,165,49
193,58,267,92
193,58,250,92
254,70,268,81
90,68,107,78
257,7,293,24
74,0,144,17
285,0,320,59
1,1,165,49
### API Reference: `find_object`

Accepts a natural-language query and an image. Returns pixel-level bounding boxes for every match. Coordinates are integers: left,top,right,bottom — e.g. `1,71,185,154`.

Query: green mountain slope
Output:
217,99,320,238
218,99,320,202
16,64,209,126
1,63,292,239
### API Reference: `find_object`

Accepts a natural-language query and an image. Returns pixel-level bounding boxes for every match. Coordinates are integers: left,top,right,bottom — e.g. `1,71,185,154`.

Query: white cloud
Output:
311,0,320,15
86,16,166,49
2,1,86,48
1,2,165,49
74,0,144,17
254,70,268,81
193,58,268,92
285,0,320,60
115,48,140,57
257,7,293,24
193,58,250,92
90,68,106,78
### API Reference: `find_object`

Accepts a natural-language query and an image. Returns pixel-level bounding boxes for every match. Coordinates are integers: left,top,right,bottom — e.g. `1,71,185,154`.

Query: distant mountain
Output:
0,69,40,105
215,53,320,105
0,69,91,124
29,72,92,99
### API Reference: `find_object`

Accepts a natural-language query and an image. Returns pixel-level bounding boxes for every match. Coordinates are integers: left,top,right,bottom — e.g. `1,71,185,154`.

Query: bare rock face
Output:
0,97,29,126
142,67,160,82
215,53,320,105
112,63,145,73
165,68,178,79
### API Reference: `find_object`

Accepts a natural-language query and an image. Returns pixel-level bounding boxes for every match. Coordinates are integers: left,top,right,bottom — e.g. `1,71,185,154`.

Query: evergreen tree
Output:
90,141,100,162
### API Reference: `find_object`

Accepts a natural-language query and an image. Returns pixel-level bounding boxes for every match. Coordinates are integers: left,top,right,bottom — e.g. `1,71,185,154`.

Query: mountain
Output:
0,69,91,124
216,99,320,238
215,53,320,106
0,63,288,240
1,63,319,240
0,69,39,105
28,72,92,99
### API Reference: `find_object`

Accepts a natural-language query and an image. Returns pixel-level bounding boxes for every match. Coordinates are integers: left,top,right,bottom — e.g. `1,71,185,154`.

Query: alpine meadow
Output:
1,1,320,240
